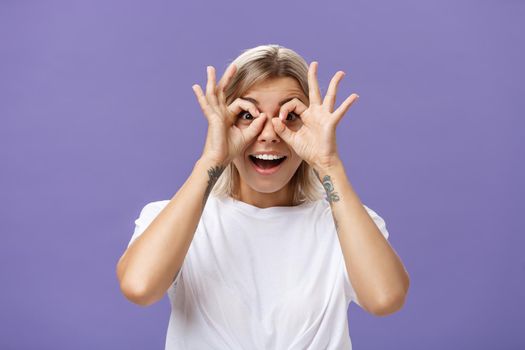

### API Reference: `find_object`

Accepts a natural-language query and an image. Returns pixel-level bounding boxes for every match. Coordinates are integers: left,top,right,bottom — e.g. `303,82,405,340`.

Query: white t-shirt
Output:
128,193,389,350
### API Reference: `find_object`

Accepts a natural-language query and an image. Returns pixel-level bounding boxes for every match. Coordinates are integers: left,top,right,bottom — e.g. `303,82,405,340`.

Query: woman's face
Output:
232,76,308,197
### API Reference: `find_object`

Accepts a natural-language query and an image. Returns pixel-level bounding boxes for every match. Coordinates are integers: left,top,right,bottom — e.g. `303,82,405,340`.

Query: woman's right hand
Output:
192,64,267,166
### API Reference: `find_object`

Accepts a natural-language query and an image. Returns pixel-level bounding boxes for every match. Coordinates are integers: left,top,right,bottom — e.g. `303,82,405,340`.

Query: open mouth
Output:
249,155,287,169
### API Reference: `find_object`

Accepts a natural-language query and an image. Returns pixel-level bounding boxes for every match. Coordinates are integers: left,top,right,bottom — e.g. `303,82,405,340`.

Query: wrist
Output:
311,154,343,173
198,154,230,168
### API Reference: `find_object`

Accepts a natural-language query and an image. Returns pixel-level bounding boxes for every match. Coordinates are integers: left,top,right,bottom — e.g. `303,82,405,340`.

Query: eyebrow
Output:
239,96,305,106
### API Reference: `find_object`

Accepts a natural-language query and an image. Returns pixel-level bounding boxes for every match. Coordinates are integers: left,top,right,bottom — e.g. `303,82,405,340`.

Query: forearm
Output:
314,157,409,315
117,156,225,305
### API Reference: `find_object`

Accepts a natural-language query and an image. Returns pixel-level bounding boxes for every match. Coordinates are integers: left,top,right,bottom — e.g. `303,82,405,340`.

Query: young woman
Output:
117,44,410,349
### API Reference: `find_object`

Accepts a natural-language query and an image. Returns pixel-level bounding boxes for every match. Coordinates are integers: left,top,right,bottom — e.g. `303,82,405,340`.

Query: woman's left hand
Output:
271,61,359,170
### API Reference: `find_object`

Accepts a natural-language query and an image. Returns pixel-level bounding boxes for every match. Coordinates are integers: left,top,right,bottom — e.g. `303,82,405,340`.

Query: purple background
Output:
1,0,523,349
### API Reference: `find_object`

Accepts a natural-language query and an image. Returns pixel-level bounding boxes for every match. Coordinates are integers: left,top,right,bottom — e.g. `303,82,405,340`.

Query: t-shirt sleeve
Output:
344,204,390,306
128,200,182,288
363,204,389,240
128,201,164,247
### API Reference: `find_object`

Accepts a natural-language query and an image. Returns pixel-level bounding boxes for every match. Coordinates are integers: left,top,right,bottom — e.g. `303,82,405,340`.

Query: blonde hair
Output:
211,44,325,205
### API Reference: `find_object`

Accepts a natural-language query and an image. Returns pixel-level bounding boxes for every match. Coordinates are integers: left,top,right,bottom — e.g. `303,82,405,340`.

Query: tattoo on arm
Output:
314,168,340,231
203,165,225,208
314,168,340,203
322,175,340,203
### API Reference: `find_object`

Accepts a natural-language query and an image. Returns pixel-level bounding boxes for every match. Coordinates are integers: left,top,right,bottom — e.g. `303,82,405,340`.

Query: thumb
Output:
271,118,294,144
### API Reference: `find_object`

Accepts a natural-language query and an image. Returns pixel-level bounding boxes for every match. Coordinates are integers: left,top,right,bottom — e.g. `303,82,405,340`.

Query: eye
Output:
285,112,300,121
238,111,255,121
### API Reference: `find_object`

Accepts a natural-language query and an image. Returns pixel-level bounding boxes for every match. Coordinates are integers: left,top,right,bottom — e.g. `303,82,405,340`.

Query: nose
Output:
256,113,280,144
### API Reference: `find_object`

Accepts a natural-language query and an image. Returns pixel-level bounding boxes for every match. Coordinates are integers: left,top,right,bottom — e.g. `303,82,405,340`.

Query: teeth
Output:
252,154,285,160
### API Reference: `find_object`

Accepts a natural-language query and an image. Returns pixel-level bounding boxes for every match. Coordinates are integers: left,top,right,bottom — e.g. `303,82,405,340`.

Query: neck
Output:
236,182,294,209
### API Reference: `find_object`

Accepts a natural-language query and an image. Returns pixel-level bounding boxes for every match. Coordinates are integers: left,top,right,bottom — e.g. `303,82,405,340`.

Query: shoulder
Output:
135,200,170,224
140,199,170,211
362,204,390,240
317,199,390,240
139,200,170,213
128,200,170,248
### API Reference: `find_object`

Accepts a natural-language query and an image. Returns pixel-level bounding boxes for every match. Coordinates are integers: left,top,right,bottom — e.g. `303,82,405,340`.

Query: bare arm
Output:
116,156,225,306
272,62,410,316
314,158,410,316
116,63,266,306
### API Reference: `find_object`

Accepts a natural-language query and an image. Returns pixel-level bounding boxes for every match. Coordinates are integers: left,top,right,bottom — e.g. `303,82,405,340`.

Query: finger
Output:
278,98,308,121
226,98,260,124
242,113,267,141
217,63,237,104
308,61,322,105
323,71,345,112
192,84,212,119
271,117,295,144
333,93,359,125
217,63,237,91
206,66,219,107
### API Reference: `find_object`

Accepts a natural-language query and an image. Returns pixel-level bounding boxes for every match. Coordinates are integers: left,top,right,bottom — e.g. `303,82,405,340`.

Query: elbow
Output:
370,274,410,317
116,262,156,306
116,253,158,306
119,277,158,307
369,292,408,316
